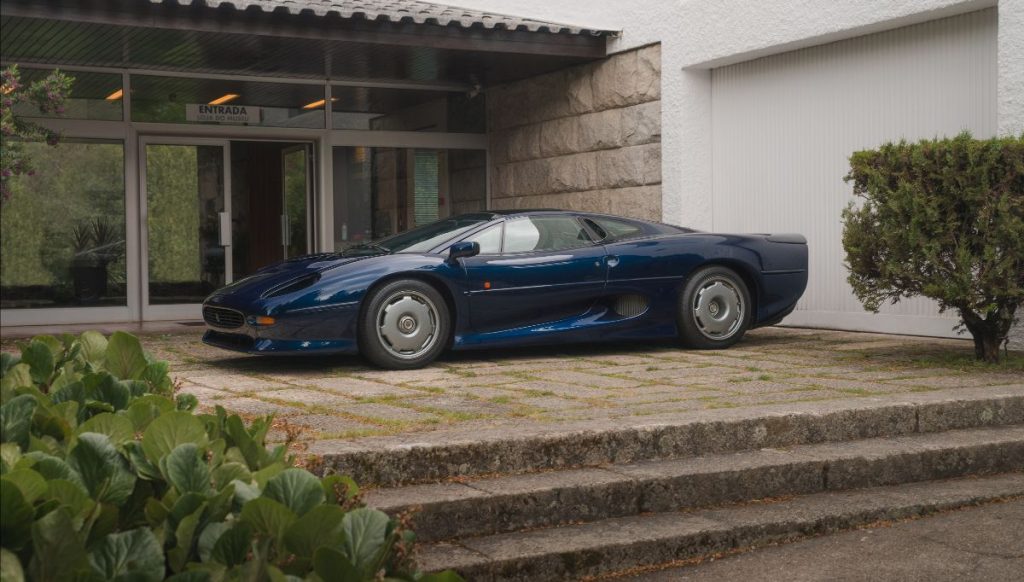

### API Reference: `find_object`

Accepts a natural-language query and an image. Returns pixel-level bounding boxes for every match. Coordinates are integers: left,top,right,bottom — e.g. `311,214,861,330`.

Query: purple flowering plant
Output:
1,64,73,202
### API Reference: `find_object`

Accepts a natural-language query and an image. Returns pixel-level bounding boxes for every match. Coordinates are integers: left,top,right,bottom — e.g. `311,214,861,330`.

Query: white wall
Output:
711,10,997,338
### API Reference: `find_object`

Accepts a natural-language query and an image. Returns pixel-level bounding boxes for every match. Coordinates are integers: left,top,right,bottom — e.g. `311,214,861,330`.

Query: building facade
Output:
464,0,1024,348
1,0,1021,347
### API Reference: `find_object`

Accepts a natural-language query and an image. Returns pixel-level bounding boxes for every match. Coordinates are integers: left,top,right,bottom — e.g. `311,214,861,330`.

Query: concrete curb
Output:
418,472,1024,581
367,426,1024,542
317,386,1024,486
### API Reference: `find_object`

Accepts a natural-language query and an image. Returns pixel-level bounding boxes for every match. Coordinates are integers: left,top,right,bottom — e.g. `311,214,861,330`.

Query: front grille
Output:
203,306,245,329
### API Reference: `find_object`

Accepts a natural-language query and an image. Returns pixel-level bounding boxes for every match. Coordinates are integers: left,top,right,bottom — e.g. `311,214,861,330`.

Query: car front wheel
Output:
359,279,450,369
677,265,752,349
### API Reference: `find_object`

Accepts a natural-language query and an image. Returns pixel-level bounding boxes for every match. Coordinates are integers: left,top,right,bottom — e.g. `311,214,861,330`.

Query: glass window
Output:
1,139,126,309
587,216,645,241
466,224,502,254
131,76,325,128
12,68,123,121
332,147,486,251
146,144,226,304
503,216,594,253
331,85,485,133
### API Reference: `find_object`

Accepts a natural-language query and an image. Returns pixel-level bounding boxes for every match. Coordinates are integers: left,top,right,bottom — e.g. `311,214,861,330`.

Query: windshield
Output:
341,213,494,256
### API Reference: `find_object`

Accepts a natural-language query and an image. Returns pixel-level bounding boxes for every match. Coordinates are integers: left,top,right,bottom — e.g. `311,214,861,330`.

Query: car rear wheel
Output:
359,279,450,369
677,266,751,349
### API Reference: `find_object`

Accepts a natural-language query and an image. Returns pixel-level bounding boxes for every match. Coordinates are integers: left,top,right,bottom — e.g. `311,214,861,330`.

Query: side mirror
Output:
447,241,480,263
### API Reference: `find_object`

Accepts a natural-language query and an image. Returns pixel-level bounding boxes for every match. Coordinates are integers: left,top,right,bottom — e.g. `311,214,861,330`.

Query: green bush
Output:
843,132,1024,362
0,332,460,581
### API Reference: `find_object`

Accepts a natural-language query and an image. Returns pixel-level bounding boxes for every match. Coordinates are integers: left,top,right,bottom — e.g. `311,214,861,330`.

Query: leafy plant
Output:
67,216,125,267
1,64,74,202
843,132,1024,362
0,332,461,581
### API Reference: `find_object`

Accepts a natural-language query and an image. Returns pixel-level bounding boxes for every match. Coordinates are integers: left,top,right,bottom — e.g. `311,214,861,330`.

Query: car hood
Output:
205,253,374,304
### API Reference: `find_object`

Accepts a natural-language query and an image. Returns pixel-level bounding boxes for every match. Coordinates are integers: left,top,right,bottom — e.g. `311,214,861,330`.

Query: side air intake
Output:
613,294,649,317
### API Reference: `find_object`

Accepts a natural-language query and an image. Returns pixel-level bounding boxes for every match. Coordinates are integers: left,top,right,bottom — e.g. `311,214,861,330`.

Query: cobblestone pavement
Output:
38,326,1015,444
4,326,1021,444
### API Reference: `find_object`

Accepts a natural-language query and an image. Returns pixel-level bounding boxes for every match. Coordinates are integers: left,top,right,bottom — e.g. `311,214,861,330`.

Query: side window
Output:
503,216,594,253
587,217,645,241
465,224,503,254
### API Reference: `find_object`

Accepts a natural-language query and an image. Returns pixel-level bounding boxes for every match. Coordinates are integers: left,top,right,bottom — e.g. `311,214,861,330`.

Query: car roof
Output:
485,209,565,216
474,209,694,235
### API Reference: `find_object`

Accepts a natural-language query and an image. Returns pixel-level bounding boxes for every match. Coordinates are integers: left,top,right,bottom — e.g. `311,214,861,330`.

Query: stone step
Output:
318,386,1024,486
367,425,1024,542
417,471,1024,581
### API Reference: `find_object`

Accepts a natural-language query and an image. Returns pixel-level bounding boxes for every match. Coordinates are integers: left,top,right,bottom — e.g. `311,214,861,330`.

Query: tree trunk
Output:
960,308,1010,364
971,332,1002,363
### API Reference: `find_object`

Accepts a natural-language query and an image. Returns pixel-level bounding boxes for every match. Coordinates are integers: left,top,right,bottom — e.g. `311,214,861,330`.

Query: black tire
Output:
677,265,752,349
358,279,450,369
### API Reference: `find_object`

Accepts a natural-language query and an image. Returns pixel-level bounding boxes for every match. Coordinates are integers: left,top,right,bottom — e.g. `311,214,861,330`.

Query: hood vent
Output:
263,273,320,298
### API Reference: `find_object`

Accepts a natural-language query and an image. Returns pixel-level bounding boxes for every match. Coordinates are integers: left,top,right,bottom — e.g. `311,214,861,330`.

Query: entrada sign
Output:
185,104,261,124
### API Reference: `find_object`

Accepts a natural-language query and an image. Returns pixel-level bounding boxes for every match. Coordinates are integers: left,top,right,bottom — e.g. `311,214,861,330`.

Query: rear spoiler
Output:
765,233,807,244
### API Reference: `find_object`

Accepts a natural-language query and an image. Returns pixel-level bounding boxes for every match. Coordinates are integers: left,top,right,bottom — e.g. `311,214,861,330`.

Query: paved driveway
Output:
123,327,1022,444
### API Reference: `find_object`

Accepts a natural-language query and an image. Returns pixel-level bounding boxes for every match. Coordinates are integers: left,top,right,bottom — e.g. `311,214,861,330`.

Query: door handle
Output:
606,255,620,268
218,212,231,246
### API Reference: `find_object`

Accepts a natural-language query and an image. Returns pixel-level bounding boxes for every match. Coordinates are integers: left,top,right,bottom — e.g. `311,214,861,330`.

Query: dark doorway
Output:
230,141,312,279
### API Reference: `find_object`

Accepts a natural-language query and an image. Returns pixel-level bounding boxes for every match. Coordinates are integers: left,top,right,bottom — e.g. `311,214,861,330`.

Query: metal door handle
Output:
606,255,620,267
218,212,231,246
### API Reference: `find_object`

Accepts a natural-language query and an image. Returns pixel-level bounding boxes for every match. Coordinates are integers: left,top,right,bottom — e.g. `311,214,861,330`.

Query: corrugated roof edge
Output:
148,0,619,36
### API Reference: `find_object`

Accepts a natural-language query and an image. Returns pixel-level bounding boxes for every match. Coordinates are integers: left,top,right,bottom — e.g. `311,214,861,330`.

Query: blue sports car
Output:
202,210,808,369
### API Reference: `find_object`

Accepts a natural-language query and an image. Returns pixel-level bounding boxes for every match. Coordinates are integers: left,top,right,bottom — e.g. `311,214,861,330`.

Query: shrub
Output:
0,331,461,581
843,132,1024,362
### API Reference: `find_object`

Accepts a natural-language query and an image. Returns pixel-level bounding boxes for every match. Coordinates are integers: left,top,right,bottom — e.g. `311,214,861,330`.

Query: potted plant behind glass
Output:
68,216,123,303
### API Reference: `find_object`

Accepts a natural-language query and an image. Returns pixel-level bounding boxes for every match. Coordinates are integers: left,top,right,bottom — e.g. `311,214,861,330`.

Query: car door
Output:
460,214,608,333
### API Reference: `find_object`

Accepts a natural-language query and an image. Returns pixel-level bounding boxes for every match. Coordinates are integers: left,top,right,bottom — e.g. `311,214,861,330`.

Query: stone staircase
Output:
324,387,1024,580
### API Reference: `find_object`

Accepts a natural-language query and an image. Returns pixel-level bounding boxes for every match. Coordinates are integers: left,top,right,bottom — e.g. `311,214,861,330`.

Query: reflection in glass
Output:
146,144,225,304
131,76,325,128
1,140,126,308
282,147,309,259
332,147,486,251
12,69,123,121
466,224,503,254
330,86,485,133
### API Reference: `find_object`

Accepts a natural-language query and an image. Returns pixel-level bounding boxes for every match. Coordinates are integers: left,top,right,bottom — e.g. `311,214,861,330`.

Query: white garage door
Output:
711,9,997,338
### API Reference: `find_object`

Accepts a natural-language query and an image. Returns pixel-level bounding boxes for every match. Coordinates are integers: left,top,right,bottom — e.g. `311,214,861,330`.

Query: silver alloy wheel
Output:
692,277,744,340
376,290,440,360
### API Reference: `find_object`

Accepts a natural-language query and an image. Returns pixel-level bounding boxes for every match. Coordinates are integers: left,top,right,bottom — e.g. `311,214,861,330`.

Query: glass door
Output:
281,145,311,259
140,137,231,320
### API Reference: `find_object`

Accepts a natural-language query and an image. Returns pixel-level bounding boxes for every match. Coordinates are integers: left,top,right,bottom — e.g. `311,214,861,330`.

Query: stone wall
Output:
486,44,662,220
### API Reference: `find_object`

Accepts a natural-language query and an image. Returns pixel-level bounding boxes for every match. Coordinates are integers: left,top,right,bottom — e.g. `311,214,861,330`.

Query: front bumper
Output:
201,302,360,355
203,330,357,355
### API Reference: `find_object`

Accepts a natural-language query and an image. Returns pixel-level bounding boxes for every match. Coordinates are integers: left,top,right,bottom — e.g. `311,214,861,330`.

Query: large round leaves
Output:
263,468,325,516
141,411,208,466
67,433,136,505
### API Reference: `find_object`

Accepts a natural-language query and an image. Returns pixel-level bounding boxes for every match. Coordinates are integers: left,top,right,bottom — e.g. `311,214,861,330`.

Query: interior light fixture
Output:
105,89,123,101
302,97,338,110
208,93,240,105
